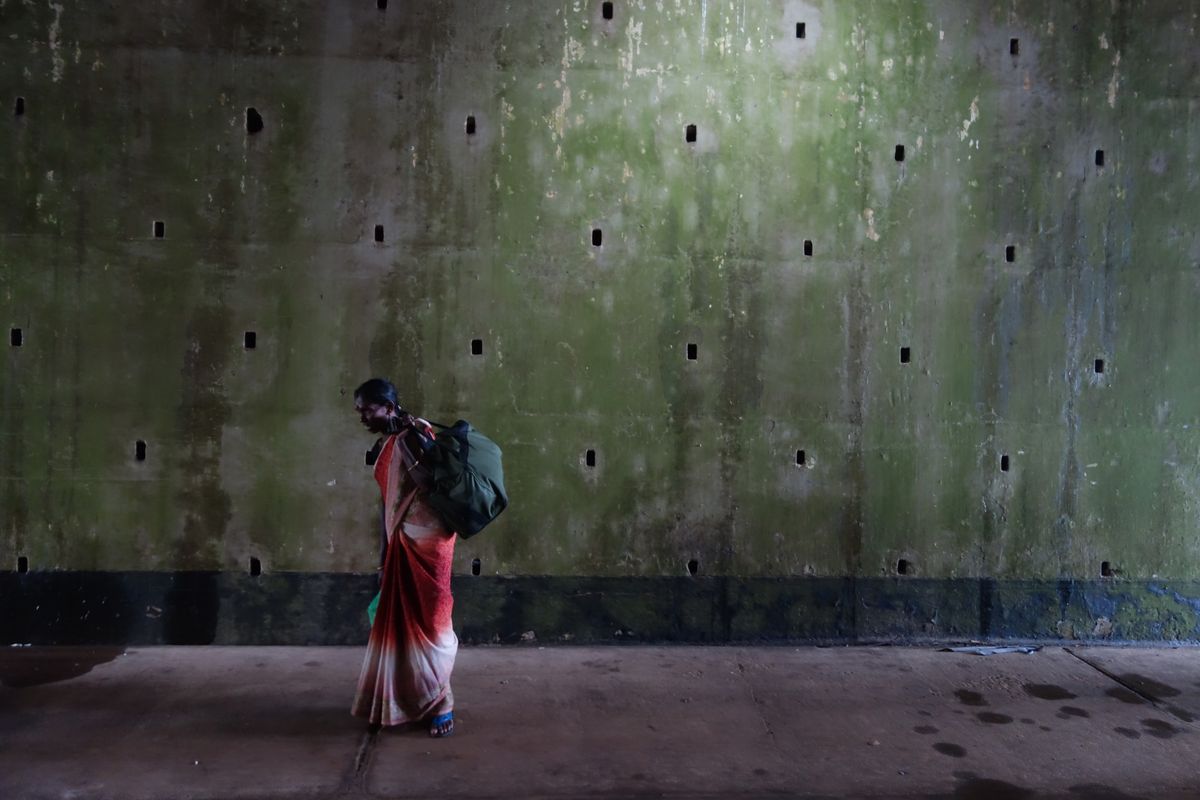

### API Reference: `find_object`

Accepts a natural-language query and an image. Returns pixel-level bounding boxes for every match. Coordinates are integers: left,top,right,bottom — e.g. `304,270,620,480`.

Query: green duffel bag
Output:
424,420,508,539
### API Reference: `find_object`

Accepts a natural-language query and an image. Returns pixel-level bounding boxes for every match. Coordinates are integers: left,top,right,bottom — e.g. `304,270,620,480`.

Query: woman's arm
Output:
398,426,435,492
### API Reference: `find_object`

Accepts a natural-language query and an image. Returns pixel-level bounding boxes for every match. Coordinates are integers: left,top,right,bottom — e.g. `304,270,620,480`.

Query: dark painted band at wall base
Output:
2,572,1200,646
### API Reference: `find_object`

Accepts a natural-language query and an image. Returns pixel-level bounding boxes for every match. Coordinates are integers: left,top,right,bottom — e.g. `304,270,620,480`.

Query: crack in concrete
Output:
735,661,777,743
342,726,379,792
1065,647,1198,726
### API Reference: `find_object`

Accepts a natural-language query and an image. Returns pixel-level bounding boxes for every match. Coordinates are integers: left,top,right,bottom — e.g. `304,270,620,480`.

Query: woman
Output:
351,378,457,737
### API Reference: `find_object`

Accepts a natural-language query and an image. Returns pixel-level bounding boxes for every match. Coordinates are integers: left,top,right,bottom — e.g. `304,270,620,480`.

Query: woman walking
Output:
351,378,456,737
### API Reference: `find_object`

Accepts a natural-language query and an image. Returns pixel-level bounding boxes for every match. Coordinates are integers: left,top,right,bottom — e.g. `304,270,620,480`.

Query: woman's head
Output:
353,378,404,433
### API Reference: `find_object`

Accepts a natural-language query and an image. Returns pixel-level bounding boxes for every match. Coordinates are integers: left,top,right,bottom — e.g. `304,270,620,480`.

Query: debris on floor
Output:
939,645,1042,656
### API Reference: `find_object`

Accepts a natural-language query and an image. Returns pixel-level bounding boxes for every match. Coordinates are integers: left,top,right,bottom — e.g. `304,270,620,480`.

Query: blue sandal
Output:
429,712,454,738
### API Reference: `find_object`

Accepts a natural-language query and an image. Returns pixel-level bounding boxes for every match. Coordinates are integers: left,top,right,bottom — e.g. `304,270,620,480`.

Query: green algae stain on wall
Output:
3,0,1200,610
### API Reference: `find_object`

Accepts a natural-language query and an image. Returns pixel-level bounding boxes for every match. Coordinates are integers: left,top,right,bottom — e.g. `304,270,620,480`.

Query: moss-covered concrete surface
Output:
3,2,1200,642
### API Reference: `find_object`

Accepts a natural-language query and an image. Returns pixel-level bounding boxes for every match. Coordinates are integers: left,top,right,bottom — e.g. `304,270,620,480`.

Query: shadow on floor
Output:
0,646,125,688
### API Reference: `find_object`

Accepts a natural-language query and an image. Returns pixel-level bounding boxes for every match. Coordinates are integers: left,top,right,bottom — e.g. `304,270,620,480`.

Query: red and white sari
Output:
352,430,457,727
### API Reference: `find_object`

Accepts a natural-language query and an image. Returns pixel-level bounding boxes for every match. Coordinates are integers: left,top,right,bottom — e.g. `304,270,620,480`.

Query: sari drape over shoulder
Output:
352,432,457,727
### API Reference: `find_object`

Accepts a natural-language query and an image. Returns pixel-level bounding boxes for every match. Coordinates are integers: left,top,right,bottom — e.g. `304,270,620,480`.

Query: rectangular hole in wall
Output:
686,342,698,360
244,331,256,350
1101,560,1113,577
17,556,28,573
15,96,25,116
374,224,384,243
465,115,476,135
803,239,813,257
153,220,165,239
377,0,387,9
896,559,909,575
900,346,911,364
1001,454,1010,472
471,558,481,576
471,338,483,356
10,328,22,347
249,557,261,577
796,22,806,38
592,228,602,247
1095,149,1105,167
894,144,905,162
685,124,697,143
1095,358,1105,374
1005,244,1015,263
135,440,147,461
602,1,613,20
795,449,806,466
585,449,596,467
1010,38,1019,55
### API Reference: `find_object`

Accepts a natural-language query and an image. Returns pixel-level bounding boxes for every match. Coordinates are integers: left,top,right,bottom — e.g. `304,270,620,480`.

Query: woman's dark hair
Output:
354,378,402,410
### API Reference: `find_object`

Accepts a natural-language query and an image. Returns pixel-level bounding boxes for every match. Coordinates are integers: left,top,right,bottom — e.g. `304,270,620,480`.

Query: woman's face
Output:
355,398,394,433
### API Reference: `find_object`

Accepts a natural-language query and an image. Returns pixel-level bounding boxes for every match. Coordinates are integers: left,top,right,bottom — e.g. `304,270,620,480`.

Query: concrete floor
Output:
1,645,1198,799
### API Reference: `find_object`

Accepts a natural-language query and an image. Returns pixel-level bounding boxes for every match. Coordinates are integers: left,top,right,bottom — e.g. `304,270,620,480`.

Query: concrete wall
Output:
4,1,1200,643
